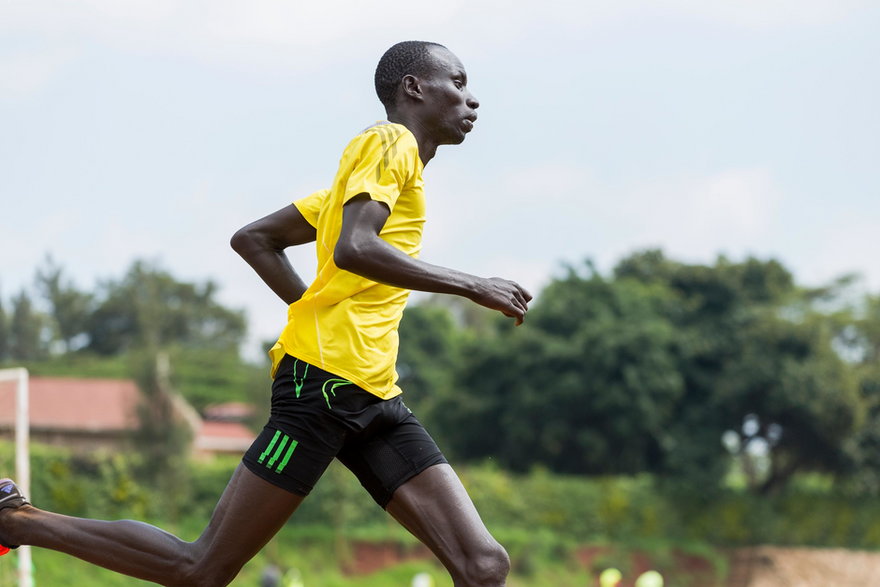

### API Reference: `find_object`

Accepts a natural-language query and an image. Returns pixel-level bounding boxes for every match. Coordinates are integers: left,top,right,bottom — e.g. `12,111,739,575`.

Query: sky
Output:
2,0,878,358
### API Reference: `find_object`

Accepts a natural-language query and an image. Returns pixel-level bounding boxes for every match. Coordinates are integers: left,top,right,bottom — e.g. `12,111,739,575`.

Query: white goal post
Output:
1,367,32,587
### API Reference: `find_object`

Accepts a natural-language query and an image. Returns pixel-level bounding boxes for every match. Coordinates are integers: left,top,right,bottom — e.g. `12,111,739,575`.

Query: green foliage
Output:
0,257,265,453
0,442,152,520
129,351,194,519
166,345,266,412
8,446,878,586
0,296,9,361
396,303,468,449
35,255,94,353
18,351,131,378
1,257,248,367
8,290,47,361
399,250,874,494
5,249,880,498
85,260,245,355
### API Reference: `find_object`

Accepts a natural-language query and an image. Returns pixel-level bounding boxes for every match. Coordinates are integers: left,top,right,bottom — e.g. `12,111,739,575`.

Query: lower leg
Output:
0,465,304,587
4,508,198,584
385,464,509,587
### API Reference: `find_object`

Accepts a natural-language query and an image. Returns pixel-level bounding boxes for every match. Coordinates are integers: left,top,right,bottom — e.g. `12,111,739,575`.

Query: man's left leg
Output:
385,463,509,587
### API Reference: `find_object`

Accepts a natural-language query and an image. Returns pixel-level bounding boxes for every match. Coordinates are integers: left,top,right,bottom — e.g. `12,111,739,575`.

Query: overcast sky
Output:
2,0,878,357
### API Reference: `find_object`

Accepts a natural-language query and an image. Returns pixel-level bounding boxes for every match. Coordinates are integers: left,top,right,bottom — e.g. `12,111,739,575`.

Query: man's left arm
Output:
231,204,317,305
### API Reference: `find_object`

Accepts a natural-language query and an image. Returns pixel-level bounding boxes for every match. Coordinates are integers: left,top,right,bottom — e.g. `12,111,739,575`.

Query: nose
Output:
466,92,480,110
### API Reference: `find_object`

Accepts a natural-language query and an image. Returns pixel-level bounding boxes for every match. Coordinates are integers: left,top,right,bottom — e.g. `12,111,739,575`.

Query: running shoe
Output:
0,478,28,555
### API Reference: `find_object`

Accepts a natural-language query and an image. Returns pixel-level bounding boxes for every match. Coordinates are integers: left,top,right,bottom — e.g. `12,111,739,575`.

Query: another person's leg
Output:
0,465,304,586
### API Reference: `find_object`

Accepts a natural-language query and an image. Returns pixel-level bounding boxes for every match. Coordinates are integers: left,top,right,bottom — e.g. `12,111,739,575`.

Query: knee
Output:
461,540,510,586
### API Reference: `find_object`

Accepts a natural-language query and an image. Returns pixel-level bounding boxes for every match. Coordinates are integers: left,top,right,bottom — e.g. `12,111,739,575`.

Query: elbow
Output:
334,239,367,273
230,227,249,255
230,225,261,257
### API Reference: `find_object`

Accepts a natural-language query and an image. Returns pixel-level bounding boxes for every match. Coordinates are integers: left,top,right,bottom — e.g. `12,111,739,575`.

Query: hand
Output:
471,277,533,326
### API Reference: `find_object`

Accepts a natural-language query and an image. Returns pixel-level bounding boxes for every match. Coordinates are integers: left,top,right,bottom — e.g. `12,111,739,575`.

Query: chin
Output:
447,130,468,145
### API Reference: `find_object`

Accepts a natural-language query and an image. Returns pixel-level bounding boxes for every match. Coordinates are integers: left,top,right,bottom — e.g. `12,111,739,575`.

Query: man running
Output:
0,41,531,587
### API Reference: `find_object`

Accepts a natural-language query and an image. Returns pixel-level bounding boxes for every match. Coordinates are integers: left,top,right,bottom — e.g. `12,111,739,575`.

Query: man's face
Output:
417,47,480,145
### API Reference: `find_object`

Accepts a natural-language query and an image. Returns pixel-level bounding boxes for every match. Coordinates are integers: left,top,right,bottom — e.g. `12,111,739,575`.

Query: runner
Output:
0,41,531,587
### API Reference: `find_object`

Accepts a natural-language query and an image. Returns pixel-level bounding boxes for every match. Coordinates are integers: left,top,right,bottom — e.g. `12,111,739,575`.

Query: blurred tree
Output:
616,252,793,487
857,294,880,363
714,310,861,494
35,255,94,353
424,250,867,493
86,260,246,355
168,345,266,413
436,262,685,475
844,294,880,494
131,350,194,518
9,289,48,361
396,302,467,447
0,294,9,361
615,250,862,493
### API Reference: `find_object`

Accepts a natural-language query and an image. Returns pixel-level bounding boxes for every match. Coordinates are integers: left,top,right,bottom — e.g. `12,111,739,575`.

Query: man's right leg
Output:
0,464,304,587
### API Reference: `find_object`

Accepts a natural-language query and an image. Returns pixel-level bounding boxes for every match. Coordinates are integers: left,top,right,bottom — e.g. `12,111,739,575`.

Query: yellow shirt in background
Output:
270,122,425,399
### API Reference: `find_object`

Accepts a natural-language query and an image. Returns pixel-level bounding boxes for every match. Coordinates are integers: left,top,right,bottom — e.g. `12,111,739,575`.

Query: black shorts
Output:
242,354,447,507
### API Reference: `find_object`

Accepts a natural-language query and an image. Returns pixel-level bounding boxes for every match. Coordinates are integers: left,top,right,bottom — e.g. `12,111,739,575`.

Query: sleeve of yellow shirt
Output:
292,189,329,227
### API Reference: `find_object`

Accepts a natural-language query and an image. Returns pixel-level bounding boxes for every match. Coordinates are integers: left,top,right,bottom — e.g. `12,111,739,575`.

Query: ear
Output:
400,74,423,101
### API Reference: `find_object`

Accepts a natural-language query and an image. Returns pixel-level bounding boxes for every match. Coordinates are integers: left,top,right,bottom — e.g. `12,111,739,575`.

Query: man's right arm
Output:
335,195,532,325
230,204,317,305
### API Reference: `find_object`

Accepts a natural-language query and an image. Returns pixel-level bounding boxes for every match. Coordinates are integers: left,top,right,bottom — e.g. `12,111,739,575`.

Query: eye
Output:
453,79,464,90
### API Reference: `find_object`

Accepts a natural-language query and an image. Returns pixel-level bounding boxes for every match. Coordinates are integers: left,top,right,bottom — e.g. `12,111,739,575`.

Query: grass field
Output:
0,519,730,587
0,544,598,587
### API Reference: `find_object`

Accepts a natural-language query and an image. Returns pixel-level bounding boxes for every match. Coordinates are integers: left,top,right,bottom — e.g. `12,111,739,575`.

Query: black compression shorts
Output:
242,354,447,507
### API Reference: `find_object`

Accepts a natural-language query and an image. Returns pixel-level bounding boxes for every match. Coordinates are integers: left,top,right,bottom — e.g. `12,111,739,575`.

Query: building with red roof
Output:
0,376,255,456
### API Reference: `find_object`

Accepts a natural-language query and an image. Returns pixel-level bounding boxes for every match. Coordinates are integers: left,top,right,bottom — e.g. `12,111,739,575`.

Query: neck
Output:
387,111,437,166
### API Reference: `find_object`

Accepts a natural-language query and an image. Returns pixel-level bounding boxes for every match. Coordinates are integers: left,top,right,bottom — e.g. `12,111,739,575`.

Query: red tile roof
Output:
1,376,258,455
199,420,255,440
0,377,140,432
202,402,256,422
195,420,256,453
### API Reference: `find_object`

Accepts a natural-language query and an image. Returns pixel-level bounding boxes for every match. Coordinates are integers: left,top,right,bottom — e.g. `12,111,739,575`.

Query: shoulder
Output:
353,122,417,155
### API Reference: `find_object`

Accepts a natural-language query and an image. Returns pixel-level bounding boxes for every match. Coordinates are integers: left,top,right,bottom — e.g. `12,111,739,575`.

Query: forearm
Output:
335,236,479,299
239,248,310,305
231,230,310,305
337,196,531,324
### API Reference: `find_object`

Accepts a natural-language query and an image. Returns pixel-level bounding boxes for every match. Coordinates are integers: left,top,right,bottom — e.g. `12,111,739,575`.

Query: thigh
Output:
242,355,353,496
336,403,447,507
384,464,501,574
193,464,306,582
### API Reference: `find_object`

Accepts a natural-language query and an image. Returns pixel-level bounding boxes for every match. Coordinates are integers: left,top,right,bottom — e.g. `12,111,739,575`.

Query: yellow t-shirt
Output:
270,122,425,399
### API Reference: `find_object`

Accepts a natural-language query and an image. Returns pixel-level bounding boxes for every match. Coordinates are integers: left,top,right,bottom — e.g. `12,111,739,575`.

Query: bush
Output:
5,441,880,552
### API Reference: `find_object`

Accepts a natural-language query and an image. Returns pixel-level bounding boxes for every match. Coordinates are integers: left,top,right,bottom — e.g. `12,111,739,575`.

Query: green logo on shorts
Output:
321,378,354,410
258,430,298,474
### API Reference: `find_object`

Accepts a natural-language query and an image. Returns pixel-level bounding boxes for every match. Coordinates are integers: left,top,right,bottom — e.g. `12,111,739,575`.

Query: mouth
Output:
462,114,477,132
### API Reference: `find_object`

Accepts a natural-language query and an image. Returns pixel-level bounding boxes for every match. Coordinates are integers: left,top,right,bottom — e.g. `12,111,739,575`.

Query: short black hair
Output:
374,40,447,109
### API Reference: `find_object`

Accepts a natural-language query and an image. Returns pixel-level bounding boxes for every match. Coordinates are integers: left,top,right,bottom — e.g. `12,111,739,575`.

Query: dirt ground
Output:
344,542,880,586
726,546,880,587
576,544,880,586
